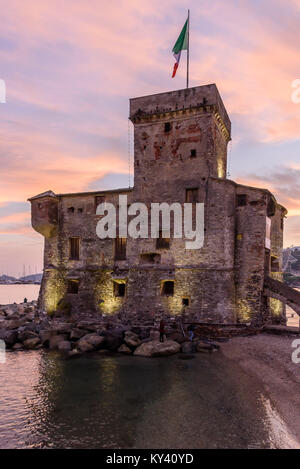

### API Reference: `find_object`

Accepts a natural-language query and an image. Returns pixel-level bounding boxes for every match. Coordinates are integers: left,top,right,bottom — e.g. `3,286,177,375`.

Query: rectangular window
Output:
271,256,280,272
113,281,126,297
115,237,127,260
164,122,171,133
236,194,247,207
69,237,80,260
161,281,174,296
156,231,170,249
186,188,198,203
67,279,79,294
190,149,197,158
95,195,105,213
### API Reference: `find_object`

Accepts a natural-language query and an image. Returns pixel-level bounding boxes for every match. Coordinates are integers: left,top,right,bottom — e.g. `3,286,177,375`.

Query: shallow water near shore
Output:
0,349,298,449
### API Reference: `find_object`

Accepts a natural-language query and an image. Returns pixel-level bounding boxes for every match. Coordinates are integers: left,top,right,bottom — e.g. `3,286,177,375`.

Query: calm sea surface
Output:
0,284,299,448
0,284,40,305
0,350,298,449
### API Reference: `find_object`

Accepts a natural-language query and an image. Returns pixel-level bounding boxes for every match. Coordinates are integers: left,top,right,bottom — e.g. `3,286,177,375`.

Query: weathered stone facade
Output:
29,84,287,324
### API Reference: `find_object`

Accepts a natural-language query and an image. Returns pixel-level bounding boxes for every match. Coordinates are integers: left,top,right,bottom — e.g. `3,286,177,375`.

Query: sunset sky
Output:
0,0,299,277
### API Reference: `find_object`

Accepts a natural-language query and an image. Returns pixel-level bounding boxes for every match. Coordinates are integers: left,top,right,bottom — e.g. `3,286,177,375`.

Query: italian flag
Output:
172,18,189,78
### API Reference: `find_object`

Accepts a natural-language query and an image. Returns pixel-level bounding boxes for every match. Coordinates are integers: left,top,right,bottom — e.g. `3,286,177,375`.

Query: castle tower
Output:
129,84,231,203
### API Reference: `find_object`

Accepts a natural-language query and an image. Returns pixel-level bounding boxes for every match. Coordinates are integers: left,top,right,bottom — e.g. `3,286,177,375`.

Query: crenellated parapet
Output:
28,190,58,238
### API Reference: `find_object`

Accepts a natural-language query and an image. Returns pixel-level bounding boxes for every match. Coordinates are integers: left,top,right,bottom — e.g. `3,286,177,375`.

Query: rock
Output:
12,342,23,350
77,339,94,353
79,334,105,349
70,328,86,340
51,322,73,334
24,312,35,322
23,337,41,349
17,329,38,343
149,330,160,341
196,342,214,353
102,332,123,351
0,330,18,347
39,329,53,346
22,322,39,333
117,344,132,354
58,340,72,352
6,319,26,330
181,341,197,354
49,334,67,350
134,340,180,357
76,321,99,332
124,330,141,348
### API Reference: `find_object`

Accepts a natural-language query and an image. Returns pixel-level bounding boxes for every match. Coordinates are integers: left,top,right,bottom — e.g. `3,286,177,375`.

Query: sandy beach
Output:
222,333,300,447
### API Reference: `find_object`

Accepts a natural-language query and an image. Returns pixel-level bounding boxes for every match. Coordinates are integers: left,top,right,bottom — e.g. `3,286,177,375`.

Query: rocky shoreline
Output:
0,300,262,359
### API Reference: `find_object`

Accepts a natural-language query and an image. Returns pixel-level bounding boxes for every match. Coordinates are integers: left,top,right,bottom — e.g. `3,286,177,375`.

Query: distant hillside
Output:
18,274,42,283
0,273,42,284
0,274,17,283
283,247,300,273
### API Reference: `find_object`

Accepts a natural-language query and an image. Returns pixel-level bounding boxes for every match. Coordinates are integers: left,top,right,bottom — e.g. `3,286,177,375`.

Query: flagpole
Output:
187,9,190,88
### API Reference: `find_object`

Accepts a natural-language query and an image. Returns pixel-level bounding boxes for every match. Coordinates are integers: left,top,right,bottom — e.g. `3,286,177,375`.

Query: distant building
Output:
283,247,300,275
29,84,288,324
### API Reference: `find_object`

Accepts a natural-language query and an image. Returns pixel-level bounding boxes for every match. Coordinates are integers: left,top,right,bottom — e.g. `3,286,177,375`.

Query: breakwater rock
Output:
0,301,229,358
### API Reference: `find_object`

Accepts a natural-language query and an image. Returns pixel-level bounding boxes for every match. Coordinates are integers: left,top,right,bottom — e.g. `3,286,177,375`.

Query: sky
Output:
0,0,299,277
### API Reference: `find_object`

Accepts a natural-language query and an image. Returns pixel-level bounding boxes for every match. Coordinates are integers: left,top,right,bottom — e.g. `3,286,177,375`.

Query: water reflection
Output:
0,350,297,448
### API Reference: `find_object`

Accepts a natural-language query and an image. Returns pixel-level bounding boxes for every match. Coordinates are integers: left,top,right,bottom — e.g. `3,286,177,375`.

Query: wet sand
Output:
222,334,300,447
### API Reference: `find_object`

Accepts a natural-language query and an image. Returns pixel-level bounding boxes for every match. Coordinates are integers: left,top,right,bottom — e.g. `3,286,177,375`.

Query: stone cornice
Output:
129,103,231,142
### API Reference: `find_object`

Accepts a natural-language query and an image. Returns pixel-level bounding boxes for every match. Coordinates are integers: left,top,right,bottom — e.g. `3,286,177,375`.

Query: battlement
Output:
130,83,231,140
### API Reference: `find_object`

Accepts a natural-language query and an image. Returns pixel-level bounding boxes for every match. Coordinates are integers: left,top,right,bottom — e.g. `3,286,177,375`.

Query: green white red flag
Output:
172,17,189,78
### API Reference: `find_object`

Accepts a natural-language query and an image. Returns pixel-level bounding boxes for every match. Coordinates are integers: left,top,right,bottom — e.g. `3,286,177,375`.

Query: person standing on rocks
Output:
159,319,165,342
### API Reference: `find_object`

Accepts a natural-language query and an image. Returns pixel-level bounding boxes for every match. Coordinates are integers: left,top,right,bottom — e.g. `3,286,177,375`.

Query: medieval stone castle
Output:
30,84,291,325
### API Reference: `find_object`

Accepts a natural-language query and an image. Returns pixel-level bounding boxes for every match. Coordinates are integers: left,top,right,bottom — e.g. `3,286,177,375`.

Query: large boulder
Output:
0,329,18,347
196,341,215,353
134,340,180,357
58,340,72,352
70,328,86,340
22,322,39,333
124,330,141,349
101,331,124,351
17,329,39,343
79,334,105,349
49,334,67,350
39,329,54,346
77,339,94,353
6,319,26,330
23,337,41,349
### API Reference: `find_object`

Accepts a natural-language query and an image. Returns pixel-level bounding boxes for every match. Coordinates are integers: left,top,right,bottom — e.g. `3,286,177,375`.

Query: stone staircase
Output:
264,276,300,316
